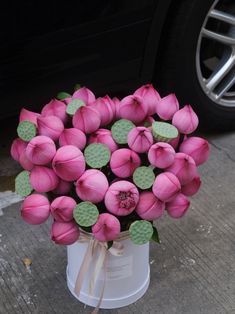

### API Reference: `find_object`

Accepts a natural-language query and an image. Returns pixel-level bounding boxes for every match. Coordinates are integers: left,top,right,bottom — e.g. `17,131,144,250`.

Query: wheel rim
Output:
196,0,235,108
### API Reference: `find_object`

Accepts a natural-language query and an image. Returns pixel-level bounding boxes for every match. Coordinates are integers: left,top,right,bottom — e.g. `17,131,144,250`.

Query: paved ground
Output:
0,118,235,314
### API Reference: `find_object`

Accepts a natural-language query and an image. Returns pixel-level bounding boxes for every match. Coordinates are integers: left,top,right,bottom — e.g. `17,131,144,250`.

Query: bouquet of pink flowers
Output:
11,84,210,246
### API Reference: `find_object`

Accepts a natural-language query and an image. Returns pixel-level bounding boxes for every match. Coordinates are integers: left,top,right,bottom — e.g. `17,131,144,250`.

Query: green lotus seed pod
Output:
57,92,71,100
133,166,155,190
73,202,99,227
152,121,178,142
66,99,85,116
129,220,153,245
111,119,135,144
17,121,37,142
15,170,33,197
84,143,110,168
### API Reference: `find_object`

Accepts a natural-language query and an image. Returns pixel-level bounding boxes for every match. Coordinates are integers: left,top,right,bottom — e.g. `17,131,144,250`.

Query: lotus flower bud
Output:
105,180,139,216
134,84,161,115
51,196,76,222
172,105,199,134
75,169,109,203
51,221,80,245
136,191,165,220
41,99,67,123
119,95,148,124
21,194,50,224
152,172,181,202
72,106,101,134
19,150,34,170
26,136,56,165
127,127,153,153
37,115,64,141
52,179,72,195
72,86,96,104
19,108,40,126
179,136,210,166
142,116,155,127
166,152,197,185
166,193,190,218
169,133,180,150
88,129,118,153
156,93,179,120
92,213,121,242
148,142,175,169
103,95,116,114
91,97,114,126
52,145,85,181
112,97,121,119
59,128,86,150
110,148,141,178
30,166,59,192
181,176,201,196
11,138,27,161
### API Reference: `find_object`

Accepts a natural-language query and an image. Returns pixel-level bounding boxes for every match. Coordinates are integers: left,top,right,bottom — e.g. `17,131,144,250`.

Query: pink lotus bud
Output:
88,129,118,153
19,149,34,170
103,95,116,114
11,138,27,161
51,196,76,222
91,97,114,126
156,93,179,120
166,193,190,218
168,134,180,150
179,136,210,166
30,166,59,192
21,194,50,224
52,145,85,181
51,221,80,245
52,179,72,195
134,84,161,115
166,152,197,185
181,176,201,196
72,106,101,134
59,128,86,150
112,97,121,119
127,127,153,153
119,95,148,124
148,142,175,168
75,169,109,203
41,99,67,123
19,108,40,126
152,172,181,202
142,116,155,127
136,191,165,220
37,115,64,141
26,136,56,165
172,105,199,134
110,148,141,178
72,86,96,104
92,213,121,242
105,180,139,216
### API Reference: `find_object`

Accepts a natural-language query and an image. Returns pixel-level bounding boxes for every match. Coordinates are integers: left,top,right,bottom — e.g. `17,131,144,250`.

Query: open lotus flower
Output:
72,86,96,105
110,148,141,178
52,145,85,181
26,135,56,165
152,172,181,202
51,221,80,245
166,193,190,218
181,176,201,196
179,136,210,166
75,169,109,203
72,106,101,134
41,99,67,123
127,126,153,153
59,128,86,150
119,95,148,124
52,179,72,195
88,128,118,153
11,138,27,161
91,96,115,126
134,84,161,115
166,152,197,185
21,194,50,224
37,115,64,141
148,142,175,168
19,149,34,170
112,96,121,119
51,196,76,222
105,180,139,216
172,105,199,134
19,108,40,126
136,191,165,220
156,93,179,120
92,213,121,242
30,166,59,192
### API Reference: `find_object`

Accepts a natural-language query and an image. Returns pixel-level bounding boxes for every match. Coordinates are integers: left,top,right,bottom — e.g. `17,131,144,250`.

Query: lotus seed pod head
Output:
119,95,148,124
30,166,59,192
112,96,121,119
88,129,118,153
134,84,161,115
166,193,190,218
76,169,109,203
168,133,180,150
91,97,114,126
19,108,40,126
156,93,179,120
72,106,101,134
72,86,96,104
52,179,72,195
127,127,153,153
136,191,165,220
37,115,64,141
104,180,139,216
92,213,121,242
152,172,181,202
19,149,34,171
181,175,201,196
11,138,27,161
51,221,80,245
25,136,56,165
59,128,86,150
172,105,199,134
52,145,85,181
110,148,141,178
148,142,175,168
50,196,76,222
21,194,50,224
41,99,67,123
